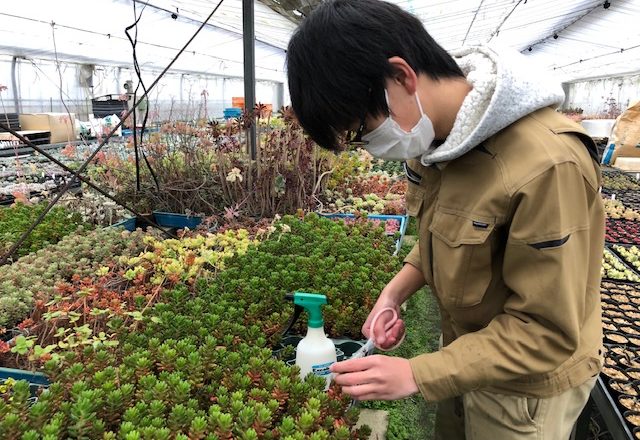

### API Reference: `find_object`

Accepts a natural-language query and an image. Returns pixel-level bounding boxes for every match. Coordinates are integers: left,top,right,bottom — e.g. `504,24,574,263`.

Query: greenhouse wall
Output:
0,55,285,122
563,73,640,116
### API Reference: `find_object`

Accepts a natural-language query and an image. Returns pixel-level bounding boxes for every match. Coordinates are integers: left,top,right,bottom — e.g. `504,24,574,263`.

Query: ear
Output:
386,56,418,95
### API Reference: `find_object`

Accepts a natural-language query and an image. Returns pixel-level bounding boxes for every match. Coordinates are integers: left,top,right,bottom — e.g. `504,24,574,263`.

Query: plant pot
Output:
274,335,371,365
111,211,202,232
152,211,202,229
625,410,640,428
603,365,630,382
604,321,619,332
628,369,640,381
622,325,640,336
610,379,640,396
630,336,640,348
606,331,631,345
614,317,634,327
621,395,640,412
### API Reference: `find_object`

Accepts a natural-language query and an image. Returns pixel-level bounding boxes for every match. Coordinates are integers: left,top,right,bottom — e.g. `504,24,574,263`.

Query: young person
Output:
286,1,604,438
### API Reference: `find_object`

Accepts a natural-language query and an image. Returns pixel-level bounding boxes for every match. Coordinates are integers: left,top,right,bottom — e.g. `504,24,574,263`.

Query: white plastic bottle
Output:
296,326,337,390
291,292,337,390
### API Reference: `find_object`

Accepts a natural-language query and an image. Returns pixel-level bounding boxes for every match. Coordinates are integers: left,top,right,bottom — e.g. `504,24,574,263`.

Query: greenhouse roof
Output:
0,0,639,83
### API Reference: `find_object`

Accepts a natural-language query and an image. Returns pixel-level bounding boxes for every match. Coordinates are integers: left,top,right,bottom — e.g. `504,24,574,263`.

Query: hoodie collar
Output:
419,44,565,166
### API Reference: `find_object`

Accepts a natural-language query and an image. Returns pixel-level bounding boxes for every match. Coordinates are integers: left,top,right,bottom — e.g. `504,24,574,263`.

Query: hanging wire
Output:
124,2,161,192
0,0,226,266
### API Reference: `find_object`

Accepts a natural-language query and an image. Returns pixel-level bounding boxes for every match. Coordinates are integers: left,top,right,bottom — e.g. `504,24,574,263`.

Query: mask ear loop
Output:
414,91,426,116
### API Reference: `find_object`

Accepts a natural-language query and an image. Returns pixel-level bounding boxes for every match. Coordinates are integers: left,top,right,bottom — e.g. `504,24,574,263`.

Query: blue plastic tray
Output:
0,367,49,397
112,211,202,231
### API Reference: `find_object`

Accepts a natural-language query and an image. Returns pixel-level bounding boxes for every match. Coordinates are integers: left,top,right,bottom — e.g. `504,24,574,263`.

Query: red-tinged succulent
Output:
606,219,640,244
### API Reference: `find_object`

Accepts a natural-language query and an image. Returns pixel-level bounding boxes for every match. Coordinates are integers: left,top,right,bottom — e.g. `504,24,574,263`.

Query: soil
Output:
606,357,619,367
631,358,640,369
607,333,630,344
626,413,640,426
614,317,632,325
622,326,640,335
629,370,640,380
621,396,639,411
613,346,627,356
608,310,625,318
604,323,618,331
603,366,629,380
613,294,631,303
621,304,636,311
627,311,640,320
631,337,640,346
619,356,632,367
612,381,639,395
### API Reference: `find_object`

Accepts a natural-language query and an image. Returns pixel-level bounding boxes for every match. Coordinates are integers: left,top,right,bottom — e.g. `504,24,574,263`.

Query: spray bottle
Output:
284,292,337,390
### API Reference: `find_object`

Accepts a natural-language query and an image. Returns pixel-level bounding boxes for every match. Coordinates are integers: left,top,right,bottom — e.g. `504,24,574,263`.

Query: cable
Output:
0,0,226,266
488,0,524,41
553,43,640,70
462,0,486,46
0,12,284,73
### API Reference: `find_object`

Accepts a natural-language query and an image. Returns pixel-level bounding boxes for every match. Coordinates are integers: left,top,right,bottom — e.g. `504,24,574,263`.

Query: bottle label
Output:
311,361,334,377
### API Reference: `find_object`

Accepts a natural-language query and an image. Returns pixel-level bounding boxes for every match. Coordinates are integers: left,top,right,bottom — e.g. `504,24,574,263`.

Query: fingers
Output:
373,314,391,346
330,356,377,374
361,318,372,339
377,319,405,350
340,383,378,400
332,370,370,387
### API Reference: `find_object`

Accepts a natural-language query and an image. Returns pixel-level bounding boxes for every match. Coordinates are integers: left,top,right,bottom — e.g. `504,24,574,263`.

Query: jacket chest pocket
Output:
429,208,495,308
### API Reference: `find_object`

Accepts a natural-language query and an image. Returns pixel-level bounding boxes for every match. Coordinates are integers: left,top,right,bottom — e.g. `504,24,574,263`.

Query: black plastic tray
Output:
591,376,634,439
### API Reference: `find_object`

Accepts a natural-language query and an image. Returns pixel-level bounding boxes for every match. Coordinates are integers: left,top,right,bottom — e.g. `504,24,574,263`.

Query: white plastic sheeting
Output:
390,0,640,81
0,0,639,113
0,0,290,82
0,0,290,119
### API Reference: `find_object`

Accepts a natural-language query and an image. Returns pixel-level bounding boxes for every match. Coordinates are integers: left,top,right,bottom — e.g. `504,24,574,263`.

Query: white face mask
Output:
362,90,435,161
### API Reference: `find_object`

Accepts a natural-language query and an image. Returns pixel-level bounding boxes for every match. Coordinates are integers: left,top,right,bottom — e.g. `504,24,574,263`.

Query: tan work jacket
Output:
405,107,604,401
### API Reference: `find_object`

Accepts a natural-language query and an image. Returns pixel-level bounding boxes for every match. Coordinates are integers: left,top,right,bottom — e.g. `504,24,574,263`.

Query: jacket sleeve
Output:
409,161,600,401
403,242,422,269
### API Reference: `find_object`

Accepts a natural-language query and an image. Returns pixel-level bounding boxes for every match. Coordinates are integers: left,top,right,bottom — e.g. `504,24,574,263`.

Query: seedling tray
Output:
610,244,640,278
591,376,634,440
318,213,409,255
606,219,640,245
603,247,640,283
607,191,640,206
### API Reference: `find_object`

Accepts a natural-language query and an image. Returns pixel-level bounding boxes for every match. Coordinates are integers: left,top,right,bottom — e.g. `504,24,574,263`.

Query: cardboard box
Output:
19,113,77,144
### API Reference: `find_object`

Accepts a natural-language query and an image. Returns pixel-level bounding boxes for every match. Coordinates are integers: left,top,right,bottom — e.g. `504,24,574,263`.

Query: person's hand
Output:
362,292,405,350
330,355,418,400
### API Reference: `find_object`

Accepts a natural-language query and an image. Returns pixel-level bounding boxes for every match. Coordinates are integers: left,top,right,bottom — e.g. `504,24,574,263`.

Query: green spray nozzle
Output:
284,292,327,329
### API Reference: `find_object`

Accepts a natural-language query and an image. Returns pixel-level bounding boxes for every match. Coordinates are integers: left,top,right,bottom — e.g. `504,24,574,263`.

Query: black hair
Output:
286,0,465,150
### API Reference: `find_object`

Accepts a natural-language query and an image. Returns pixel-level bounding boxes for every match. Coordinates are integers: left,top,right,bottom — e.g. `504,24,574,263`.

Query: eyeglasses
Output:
346,110,369,149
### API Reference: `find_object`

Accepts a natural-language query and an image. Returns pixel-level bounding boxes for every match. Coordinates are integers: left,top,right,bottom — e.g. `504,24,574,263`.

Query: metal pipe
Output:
11,56,21,113
243,0,257,159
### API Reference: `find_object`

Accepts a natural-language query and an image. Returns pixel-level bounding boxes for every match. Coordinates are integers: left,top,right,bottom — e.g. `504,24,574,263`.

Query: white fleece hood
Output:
420,45,565,165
